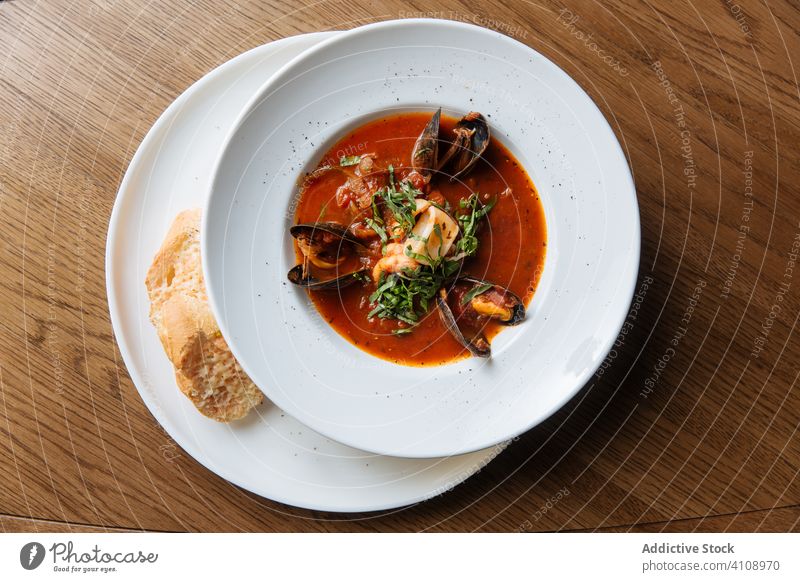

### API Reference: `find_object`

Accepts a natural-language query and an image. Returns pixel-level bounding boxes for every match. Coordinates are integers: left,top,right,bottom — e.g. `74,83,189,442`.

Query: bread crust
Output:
145,209,263,422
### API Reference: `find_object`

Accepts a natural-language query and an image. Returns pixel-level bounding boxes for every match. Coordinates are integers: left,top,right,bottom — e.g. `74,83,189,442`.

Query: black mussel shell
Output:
439,112,490,182
287,222,367,289
286,264,367,290
436,288,491,358
435,277,526,358
456,276,525,326
289,222,365,248
411,108,441,177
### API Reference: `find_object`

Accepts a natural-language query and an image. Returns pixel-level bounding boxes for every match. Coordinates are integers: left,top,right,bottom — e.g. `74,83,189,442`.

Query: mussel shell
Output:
435,277,526,358
456,276,525,326
411,108,441,176
289,222,365,248
442,112,490,181
287,264,367,290
288,222,367,289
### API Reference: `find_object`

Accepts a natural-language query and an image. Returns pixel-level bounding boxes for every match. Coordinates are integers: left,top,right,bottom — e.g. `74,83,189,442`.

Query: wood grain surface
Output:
1,0,798,532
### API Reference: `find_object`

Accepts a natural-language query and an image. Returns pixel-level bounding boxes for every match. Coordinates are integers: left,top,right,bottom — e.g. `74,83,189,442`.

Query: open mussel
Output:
436,276,525,357
287,222,368,290
438,112,490,182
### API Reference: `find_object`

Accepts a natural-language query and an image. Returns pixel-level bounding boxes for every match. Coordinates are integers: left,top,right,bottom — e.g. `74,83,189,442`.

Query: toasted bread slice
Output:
145,209,263,422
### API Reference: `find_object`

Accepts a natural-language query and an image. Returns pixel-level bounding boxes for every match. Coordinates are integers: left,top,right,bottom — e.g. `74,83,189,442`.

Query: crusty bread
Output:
145,209,263,422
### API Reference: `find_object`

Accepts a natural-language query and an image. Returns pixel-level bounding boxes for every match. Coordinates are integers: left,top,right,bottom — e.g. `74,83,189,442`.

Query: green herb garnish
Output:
368,272,421,325
461,283,493,305
453,193,496,260
414,147,432,159
376,165,420,236
340,155,361,166
369,232,462,328
365,217,388,243
365,181,497,335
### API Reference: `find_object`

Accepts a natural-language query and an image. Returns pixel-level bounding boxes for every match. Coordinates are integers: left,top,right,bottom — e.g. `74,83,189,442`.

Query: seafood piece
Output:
404,204,459,265
438,112,490,181
287,223,368,289
403,169,428,192
356,154,376,176
335,172,388,211
427,189,446,207
436,276,525,357
372,242,419,282
410,108,440,179
372,202,459,282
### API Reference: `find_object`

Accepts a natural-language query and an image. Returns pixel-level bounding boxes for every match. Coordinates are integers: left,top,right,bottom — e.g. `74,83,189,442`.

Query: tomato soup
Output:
292,112,546,366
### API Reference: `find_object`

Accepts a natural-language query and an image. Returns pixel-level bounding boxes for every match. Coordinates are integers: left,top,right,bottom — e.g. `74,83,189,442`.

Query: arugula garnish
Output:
340,155,361,166
363,166,424,245
377,165,419,236
414,147,432,159
453,193,496,260
365,217,388,243
365,181,498,335
351,271,371,284
461,282,493,305
369,232,462,330
392,327,414,336
368,272,421,325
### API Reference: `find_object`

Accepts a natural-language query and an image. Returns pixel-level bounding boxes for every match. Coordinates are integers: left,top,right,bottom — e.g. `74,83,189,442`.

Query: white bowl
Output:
203,19,640,458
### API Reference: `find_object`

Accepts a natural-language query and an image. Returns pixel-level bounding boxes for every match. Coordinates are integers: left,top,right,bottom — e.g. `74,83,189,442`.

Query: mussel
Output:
436,276,525,357
287,222,368,290
438,112,490,182
411,107,440,178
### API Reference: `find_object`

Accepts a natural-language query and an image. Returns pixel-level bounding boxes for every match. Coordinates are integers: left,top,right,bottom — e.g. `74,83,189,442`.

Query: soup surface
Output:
292,112,546,366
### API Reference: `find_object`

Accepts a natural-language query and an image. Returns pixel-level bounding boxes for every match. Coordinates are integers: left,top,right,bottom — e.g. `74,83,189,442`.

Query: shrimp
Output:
372,243,418,282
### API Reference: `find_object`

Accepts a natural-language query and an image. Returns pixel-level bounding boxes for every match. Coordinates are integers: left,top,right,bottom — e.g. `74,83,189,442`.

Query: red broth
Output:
294,112,546,366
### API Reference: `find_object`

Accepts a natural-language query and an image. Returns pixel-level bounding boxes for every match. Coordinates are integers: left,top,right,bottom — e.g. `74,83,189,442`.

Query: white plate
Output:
105,32,503,513
204,19,640,458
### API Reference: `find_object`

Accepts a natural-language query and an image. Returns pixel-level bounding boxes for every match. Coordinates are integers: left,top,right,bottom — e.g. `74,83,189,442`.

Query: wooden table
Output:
1,0,798,533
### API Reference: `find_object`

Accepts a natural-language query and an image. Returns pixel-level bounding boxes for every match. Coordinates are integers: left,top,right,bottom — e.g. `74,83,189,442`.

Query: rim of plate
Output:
202,19,641,458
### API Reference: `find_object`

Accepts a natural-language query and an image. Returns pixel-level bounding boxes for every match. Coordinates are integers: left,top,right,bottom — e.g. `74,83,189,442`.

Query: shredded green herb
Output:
453,193,496,260
366,182,497,334
351,270,371,284
376,165,419,236
365,217,387,243
340,155,362,166
369,233,461,330
414,147,432,159
368,272,421,325
392,327,414,336
461,283,493,305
